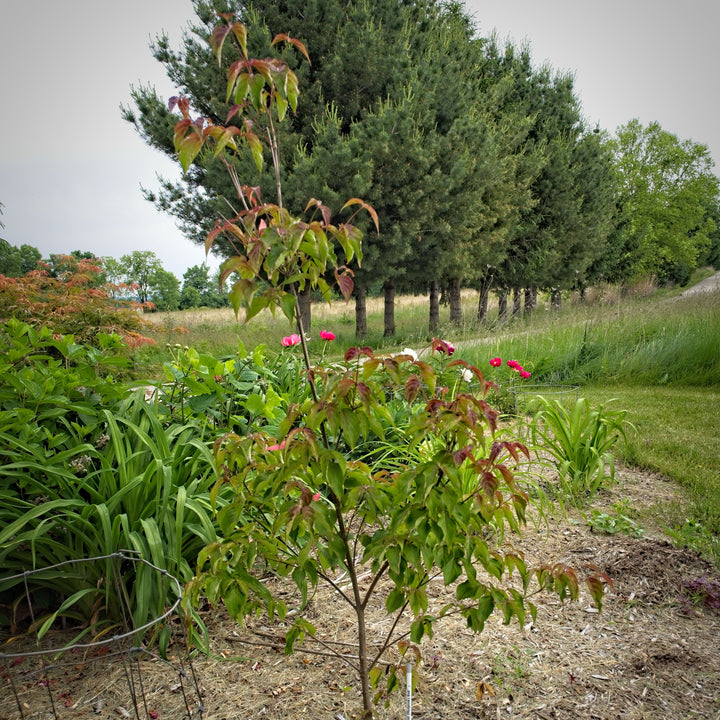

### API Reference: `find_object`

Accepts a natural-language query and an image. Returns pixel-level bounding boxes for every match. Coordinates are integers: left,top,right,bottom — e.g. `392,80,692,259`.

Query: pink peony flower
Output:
519,370,531,379
281,334,301,347
319,330,336,341
507,360,520,369
490,357,502,367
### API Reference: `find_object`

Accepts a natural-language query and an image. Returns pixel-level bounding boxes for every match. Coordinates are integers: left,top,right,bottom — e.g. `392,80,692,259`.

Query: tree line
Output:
0,245,228,312
122,0,719,336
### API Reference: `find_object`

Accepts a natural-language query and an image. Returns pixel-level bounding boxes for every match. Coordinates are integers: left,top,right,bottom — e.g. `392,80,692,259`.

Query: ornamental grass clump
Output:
530,396,630,506
170,17,609,717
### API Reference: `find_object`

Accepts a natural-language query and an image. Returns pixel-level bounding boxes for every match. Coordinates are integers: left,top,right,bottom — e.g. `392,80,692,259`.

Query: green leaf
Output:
442,556,462,585
178,133,202,173
247,132,264,173
279,292,296,323
386,587,406,613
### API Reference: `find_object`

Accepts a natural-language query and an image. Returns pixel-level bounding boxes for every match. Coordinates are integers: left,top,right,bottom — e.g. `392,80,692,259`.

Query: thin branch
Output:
369,598,409,669
361,561,389,610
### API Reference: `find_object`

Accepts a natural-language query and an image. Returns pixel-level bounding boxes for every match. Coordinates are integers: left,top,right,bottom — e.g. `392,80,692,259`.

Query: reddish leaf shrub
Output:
0,255,155,347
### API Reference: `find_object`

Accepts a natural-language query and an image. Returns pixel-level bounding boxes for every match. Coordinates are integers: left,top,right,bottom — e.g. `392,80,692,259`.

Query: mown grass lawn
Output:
583,384,720,554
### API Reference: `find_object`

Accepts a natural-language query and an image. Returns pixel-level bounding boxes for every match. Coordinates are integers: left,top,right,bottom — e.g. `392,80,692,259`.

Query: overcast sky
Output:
1,0,719,279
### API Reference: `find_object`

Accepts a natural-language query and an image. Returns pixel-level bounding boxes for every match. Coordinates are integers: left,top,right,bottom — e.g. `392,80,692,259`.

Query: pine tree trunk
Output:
383,280,395,337
551,288,562,310
512,287,522,318
449,277,462,325
429,280,440,333
297,286,312,332
524,286,537,316
477,288,489,323
497,290,507,322
355,284,367,339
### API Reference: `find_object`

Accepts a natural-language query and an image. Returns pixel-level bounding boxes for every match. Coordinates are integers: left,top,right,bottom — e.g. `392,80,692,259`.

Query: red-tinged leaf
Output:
231,21,248,58
336,377,356,400
169,95,190,118
382,357,402,385
481,470,498,496
178,134,202,173
356,382,371,406
206,125,240,158
341,198,379,233
432,337,454,356
481,402,499,433
251,59,272,84
453,445,474,465
210,24,231,65
585,575,606,611
304,198,331,226
225,60,244,102
344,346,374,363
205,223,224,255
496,463,513,485
404,374,421,404
225,103,244,124
361,358,381,379
172,118,192,152
335,268,354,301
415,361,436,395
271,34,311,64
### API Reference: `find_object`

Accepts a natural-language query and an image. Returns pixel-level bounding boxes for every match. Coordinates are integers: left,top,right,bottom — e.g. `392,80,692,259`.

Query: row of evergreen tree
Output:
122,0,719,335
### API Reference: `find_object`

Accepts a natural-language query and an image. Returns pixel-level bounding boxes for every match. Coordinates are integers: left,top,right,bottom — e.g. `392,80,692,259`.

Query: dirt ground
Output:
3,466,720,720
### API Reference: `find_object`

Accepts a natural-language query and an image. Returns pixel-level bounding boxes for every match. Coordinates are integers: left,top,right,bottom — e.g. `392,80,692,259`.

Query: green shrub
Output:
0,322,222,637
530,396,629,506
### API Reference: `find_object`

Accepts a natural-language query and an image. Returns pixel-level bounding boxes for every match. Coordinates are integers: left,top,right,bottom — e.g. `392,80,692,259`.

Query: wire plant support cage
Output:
0,552,203,720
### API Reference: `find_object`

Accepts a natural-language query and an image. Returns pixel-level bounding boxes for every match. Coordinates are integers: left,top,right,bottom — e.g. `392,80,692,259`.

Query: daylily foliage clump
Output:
170,16,607,718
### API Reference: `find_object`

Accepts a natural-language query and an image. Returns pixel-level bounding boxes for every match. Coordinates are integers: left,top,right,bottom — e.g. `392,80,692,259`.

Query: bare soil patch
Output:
3,468,720,720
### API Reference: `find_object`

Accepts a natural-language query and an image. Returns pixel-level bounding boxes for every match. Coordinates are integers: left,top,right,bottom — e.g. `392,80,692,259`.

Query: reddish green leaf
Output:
271,34,311,64
304,198,332,226
335,267,354,301
178,133,202,173
210,24,230,65
341,198,379,233
404,375,421,404
231,21,248,58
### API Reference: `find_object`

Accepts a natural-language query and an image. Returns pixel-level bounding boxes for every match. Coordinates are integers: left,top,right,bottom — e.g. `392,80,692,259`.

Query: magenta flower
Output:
507,360,520,369
281,334,301,347
490,357,502,367
519,370,531,379
320,330,336,341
